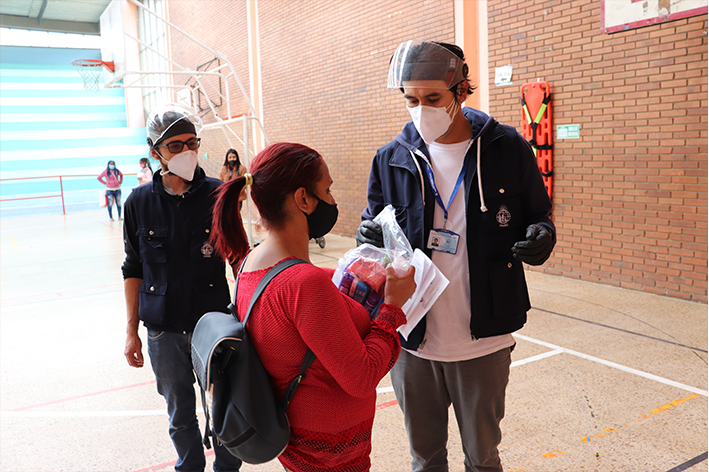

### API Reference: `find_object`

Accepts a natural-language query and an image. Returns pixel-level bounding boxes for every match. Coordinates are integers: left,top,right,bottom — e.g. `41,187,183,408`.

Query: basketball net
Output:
72,59,114,92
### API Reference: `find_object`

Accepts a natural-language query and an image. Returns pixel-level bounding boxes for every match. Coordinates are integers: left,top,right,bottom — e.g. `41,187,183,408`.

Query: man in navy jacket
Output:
122,103,241,472
357,41,555,472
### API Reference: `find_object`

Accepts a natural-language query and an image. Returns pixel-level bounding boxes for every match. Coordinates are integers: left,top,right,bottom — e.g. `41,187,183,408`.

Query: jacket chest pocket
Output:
480,181,522,233
138,226,168,263
191,226,216,261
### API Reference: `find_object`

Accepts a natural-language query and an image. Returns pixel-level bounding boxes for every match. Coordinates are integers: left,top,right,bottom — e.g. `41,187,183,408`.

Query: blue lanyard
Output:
422,150,470,224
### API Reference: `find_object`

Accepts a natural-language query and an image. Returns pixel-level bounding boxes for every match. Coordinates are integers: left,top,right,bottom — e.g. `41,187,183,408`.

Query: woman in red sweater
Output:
210,142,416,472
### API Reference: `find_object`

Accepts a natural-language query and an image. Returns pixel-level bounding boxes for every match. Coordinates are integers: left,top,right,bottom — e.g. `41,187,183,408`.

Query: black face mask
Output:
303,197,338,239
228,160,238,167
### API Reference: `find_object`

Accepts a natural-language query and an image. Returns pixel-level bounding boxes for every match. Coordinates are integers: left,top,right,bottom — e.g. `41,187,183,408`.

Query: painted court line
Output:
377,349,564,394
9,380,156,411
532,307,708,353
2,410,166,418
666,452,709,472
131,450,214,472
511,348,564,367
514,333,708,397
374,350,565,406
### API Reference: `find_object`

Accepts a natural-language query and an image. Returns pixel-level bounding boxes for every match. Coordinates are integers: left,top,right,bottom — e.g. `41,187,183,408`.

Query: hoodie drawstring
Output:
410,150,427,208
477,137,487,212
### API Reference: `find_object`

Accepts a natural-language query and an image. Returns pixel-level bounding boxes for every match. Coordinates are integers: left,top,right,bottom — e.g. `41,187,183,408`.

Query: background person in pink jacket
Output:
97,160,124,221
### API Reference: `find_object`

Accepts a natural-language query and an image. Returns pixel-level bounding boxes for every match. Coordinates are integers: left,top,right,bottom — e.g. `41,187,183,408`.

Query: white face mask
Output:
407,97,459,144
160,150,198,181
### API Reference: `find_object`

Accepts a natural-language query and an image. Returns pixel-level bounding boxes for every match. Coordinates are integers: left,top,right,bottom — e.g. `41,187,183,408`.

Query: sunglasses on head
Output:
157,137,201,153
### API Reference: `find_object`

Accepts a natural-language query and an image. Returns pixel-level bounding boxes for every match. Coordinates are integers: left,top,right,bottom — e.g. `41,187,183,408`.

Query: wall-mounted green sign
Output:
557,124,580,139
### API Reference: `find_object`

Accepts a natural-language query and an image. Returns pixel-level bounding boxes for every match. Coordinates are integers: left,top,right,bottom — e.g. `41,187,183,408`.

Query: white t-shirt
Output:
409,140,515,362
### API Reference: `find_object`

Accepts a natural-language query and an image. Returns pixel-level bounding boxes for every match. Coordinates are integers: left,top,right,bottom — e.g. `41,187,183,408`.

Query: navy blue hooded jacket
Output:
362,107,555,350
121,167,230,333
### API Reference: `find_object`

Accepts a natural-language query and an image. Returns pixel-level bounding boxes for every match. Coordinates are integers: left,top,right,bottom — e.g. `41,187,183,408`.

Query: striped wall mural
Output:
0,46,149,217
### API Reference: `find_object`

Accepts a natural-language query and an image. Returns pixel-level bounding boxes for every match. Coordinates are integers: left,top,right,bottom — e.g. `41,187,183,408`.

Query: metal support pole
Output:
243,115,253,248
59,176,66,215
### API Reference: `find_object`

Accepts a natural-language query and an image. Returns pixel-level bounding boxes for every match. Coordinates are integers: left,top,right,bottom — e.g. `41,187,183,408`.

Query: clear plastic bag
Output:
373,205,413,276
332,205,414,318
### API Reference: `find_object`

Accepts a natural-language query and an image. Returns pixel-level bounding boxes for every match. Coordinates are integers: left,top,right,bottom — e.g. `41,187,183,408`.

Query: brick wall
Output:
166,0,251,180
256,0,455,238
487,0,707,302
163,0,707,303
166,0,455,238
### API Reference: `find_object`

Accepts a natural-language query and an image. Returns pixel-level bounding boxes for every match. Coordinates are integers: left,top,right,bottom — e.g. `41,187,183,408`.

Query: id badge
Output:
427,229,459,255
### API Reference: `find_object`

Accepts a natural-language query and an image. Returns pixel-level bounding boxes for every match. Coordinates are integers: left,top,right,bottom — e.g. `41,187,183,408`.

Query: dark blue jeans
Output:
147,329,242,472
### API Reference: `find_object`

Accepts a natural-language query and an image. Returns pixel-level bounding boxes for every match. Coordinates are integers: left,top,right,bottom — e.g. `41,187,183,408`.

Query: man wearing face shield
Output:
357,41,556,471
121,103,242,472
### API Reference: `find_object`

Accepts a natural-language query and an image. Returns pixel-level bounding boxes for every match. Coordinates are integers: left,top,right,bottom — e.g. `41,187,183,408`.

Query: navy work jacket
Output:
363,107,556,350
122,167,230,333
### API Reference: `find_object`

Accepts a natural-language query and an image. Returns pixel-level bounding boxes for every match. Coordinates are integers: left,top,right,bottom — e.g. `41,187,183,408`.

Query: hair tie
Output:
244,173,253,186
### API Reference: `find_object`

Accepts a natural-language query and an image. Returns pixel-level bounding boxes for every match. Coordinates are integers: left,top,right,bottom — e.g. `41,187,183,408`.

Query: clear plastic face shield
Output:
146,103,204,148
387,41,465,91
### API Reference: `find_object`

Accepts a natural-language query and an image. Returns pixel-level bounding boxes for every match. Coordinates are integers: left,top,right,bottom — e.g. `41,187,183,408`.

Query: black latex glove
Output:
511,224,554,265
356,220,384,247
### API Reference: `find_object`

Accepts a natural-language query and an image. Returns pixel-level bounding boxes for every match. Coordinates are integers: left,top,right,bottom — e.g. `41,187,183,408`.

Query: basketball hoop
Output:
71,59,115,92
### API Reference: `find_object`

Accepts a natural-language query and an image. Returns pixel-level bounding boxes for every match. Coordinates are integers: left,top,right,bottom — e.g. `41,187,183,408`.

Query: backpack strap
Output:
241,258,307,325
200,387,213,449
281,348,316,410
234,256,317,410
226,255,250,321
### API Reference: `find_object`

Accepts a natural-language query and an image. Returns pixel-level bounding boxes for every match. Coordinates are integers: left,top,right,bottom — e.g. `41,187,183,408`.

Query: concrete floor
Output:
0,210,706,472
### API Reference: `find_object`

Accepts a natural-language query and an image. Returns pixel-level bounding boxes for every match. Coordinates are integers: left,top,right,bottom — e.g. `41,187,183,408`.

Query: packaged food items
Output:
338,256,387,318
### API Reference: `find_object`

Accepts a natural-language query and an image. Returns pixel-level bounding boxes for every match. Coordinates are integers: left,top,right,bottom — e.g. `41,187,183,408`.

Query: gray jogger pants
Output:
390,347,512,472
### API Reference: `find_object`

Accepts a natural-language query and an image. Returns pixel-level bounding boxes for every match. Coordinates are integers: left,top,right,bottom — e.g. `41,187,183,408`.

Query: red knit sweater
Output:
235,258,405,472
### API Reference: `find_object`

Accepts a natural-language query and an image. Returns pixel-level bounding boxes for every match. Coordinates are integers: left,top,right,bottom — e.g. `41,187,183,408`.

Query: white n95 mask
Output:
408,98,459,144
161,150,198,181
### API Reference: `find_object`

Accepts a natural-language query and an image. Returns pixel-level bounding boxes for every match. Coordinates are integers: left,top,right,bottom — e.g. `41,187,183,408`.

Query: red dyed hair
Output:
210,142,325,264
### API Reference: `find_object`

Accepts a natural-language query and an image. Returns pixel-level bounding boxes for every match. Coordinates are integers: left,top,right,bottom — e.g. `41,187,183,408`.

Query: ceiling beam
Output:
0,14,99,34
37,0,49,24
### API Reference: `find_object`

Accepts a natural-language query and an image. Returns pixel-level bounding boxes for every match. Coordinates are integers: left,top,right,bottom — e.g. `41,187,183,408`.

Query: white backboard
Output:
100,0,126,86
602,0,707,33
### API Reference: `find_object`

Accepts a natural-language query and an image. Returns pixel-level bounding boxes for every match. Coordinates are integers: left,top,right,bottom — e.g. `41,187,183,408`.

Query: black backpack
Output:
191,258,315,464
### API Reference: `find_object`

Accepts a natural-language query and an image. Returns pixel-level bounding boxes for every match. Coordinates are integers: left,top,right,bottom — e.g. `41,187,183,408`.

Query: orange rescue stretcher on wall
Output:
520,81,553,199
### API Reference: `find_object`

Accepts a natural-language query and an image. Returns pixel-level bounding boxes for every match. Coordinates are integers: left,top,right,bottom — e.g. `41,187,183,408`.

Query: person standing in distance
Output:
121,103,242,472
356,41,556,472
97,160,123,221
219,148,248,211
137,157,154,186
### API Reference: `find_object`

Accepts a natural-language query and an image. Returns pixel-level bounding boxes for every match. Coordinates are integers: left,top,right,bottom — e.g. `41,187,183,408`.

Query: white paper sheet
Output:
397,249,449,340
